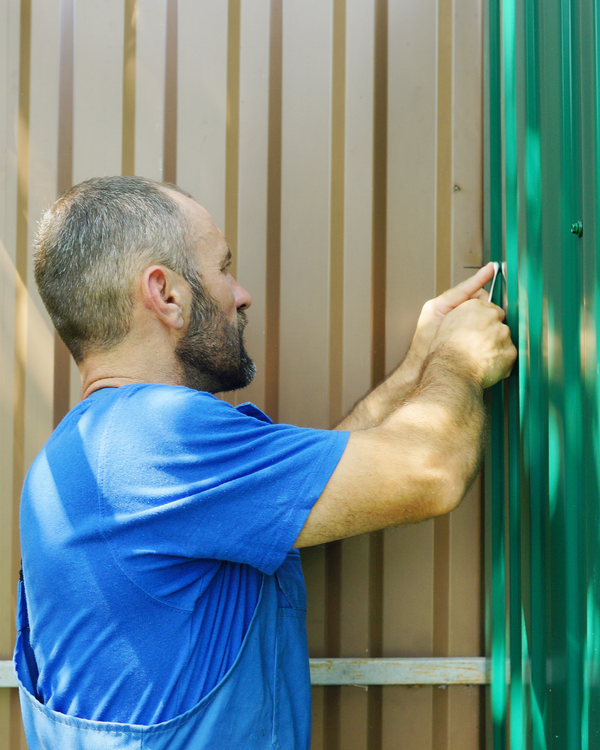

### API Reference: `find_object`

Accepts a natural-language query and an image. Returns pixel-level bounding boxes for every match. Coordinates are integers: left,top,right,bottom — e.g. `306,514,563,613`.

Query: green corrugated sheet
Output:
485,0,600,747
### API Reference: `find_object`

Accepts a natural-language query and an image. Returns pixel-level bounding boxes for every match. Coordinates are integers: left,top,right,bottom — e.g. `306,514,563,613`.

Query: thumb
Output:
434,263,496,317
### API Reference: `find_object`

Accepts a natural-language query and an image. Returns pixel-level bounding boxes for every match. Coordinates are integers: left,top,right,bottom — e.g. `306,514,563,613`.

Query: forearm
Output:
336,337,429,431
383,347,487,502
296,348,488,547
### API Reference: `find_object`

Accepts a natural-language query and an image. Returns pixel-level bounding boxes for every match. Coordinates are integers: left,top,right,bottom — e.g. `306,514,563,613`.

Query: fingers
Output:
456,262,496,297
434,263,496,316
434,298,516,388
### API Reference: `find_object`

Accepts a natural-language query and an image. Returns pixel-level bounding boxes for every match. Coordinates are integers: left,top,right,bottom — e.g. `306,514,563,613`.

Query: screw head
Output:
571,220,583,238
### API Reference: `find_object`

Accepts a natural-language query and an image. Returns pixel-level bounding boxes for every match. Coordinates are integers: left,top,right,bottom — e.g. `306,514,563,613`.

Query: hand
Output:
432,297,517,388
411,263,496,357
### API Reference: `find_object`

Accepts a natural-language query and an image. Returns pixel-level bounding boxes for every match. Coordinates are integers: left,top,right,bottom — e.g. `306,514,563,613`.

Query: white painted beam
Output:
0,657,490,690
309,657,490,685
0,660,16,688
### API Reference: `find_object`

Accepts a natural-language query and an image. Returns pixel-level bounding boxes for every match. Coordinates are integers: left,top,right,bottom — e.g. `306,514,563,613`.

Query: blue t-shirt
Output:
20,384,349,725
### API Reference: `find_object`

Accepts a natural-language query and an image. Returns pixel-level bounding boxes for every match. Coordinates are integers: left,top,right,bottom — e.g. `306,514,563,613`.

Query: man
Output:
14,176,516,749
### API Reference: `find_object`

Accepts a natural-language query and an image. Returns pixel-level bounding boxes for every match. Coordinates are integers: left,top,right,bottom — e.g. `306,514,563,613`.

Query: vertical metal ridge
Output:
484,0,508,745
369,2,387,745
324,540,342,750
325,3,346,740
433,10,453,747
433,513,451,657
371,0,387,388
264,0,282,423
54,0,75,428
57,0,74,194
432,513,451,750
435,0,453,296
225,0,241,278
367,531,383,750
121,0,137,176
328,0,346,429
163,0,178,184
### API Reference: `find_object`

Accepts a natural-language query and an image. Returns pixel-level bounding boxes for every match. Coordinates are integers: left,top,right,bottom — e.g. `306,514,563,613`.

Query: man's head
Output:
34,176,254,393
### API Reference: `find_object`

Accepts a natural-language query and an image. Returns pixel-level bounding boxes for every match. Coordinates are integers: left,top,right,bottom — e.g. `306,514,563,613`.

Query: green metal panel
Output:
485,0,600,746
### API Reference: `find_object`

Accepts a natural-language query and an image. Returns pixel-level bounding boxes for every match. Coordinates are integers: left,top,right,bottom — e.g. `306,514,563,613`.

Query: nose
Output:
233,277,252,311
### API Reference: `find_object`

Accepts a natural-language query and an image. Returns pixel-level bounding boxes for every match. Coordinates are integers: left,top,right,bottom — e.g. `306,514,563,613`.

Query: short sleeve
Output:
97,385,349,582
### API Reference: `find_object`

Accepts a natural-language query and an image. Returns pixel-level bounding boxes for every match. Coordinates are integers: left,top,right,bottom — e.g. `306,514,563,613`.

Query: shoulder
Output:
94,384,235,426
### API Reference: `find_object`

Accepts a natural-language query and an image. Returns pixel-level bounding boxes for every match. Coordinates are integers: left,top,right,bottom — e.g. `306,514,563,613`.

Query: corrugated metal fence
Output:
0,0,485,747
485,0,600,747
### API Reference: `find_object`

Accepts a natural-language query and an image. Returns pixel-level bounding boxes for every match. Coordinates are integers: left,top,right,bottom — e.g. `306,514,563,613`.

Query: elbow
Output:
417,461,475,520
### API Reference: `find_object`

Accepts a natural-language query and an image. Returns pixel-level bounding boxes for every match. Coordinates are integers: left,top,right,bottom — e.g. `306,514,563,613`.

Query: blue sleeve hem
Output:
256,429,351,575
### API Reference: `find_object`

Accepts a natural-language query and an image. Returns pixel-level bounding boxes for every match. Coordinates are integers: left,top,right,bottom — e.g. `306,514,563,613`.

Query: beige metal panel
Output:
71,0,124,182
451,0,483,282
339,686,369,749
327,0,345,428
134,0,167,180
448,486,482,656
4,0,30,746
382,5,439,748
386,0,438,369
235,0,271,412
302,544,327,750
0,1,21,746
177,0,228,230
341,0,375,415
279,7,334,741
303,547,327,657
447,688,482,750
23,0,61,469
278,0,333,429
446,1,484,743
311,685,325,750
340,534,371,658
162,0,177,183
121,0,136,175
383,522,435,655
0,0,20,661
382,686,433,749
339,535,370,749
337,0,376,732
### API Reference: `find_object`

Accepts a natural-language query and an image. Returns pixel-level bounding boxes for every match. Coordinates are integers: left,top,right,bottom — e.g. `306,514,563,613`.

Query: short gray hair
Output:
34,175,201,362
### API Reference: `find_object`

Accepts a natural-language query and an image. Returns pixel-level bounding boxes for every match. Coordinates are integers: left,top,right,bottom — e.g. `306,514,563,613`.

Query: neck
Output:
80,344,184,401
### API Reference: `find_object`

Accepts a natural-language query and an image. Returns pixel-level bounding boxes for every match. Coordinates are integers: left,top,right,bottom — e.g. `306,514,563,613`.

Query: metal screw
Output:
454,185,461,191
571,220,583,238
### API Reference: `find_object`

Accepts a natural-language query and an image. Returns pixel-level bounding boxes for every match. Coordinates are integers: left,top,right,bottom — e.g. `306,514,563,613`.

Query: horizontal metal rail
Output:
310,657,489,685
1,657,490,689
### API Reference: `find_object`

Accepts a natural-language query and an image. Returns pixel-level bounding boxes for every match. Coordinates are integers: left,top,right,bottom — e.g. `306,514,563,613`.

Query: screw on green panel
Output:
570,220,583,237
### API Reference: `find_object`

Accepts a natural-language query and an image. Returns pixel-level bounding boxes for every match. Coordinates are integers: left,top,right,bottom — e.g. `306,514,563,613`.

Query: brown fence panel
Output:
0,0,485,747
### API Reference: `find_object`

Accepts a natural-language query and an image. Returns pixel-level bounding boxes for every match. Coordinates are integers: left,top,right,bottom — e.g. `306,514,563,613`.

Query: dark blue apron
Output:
14,551,311,749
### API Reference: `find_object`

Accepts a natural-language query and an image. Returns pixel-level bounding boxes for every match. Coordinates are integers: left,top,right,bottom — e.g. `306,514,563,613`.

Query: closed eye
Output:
221,248,233,272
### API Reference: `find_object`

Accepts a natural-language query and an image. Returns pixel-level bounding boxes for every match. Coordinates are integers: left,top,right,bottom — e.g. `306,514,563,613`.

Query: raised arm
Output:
294,286,516,548
337,263,497,431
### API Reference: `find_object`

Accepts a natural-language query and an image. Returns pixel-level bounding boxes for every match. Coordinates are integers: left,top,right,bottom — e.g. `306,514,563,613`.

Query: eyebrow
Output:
222,248,233,266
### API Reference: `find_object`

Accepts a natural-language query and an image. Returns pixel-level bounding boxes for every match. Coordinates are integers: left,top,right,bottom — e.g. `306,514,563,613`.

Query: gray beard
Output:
174,279,256,394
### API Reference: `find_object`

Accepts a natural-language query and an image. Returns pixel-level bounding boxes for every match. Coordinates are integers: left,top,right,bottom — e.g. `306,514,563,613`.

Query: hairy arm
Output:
295,292,516,548
337,263,496,432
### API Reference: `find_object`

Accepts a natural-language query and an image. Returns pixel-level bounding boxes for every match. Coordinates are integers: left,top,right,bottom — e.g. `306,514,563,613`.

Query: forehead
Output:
163,187,228,261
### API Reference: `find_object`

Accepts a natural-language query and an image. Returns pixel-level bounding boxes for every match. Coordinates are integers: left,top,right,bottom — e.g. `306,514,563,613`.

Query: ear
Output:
141,266,187,331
